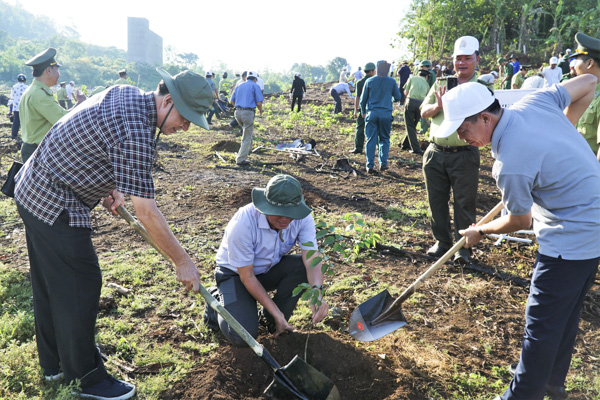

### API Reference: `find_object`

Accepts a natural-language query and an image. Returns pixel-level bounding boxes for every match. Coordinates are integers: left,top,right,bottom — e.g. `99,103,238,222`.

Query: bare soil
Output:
1,82,598,399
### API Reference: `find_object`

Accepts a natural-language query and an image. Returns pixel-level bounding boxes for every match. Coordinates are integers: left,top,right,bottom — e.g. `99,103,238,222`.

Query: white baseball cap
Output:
549,57,558,65
295,73,301,77
491,71,498,77
247,71,258,79
69,81,74,84
453,36,479,56
433,82,495,138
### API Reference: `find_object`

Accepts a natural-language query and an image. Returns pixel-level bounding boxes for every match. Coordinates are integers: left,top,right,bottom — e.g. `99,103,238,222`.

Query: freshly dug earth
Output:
1,82,598,399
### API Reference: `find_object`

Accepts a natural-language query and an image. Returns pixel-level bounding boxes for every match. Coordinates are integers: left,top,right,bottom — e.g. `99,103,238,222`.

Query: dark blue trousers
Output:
501,254,599,400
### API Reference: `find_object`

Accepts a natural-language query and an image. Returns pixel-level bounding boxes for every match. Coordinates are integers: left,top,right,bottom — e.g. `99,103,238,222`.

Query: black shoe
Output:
366,167,379,175
348,148,362,154
380,165,389,171
545,385,567,399
203,287,221,331
454,248,471,265
236,160,251,166
426,242,450,257
78,375,135,400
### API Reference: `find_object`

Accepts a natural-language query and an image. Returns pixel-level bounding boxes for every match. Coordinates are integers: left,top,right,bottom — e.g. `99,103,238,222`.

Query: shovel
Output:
349,201,504,342
116,206,340,400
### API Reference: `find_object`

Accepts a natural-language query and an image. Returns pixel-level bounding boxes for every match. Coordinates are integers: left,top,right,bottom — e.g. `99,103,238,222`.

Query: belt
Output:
407,98,423,103
237,107,255,111
431,142,470,153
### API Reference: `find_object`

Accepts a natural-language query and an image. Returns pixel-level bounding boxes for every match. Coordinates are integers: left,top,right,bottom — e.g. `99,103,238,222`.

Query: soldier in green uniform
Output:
418,60,436,135
569,32,600,161
511,65,529,89
498,57,514,90
19,48,84,162
56,82,68,109
420,35,483,264
400,69,430,154
115,69,129,85
349,62,376,154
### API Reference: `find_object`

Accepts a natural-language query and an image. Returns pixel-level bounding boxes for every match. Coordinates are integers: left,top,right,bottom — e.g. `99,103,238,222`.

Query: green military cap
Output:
364,62,376,71
569,32,600,60
59,81,66,86
520,64,531,70
497,57,506,63
25,47,61,69
156,68,213,130
119,69,127,74
420,60,432,67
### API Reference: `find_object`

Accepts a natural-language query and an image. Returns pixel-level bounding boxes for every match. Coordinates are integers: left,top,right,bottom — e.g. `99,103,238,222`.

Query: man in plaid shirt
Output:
14,68,213,400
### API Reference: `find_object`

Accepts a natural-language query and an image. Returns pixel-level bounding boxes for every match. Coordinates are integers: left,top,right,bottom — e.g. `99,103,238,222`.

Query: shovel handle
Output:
373,201,504,324
116,206,268,361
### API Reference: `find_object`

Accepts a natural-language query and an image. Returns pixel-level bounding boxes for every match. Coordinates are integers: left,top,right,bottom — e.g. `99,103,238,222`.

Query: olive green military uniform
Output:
352,71,372,153
20,48,69,162
511,73,525,89
503,63,514,90
576,82,600,155
114,78,129,85
20,80,68,145
401,75,429,153
56,85,68,109
420,74,481,251
569,32,600,156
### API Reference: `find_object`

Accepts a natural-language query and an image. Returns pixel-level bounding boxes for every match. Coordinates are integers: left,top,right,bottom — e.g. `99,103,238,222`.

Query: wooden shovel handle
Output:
372,201,504,324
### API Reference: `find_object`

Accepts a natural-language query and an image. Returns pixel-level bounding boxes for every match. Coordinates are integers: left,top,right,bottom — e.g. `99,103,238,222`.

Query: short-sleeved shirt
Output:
360,76,401,114
231,80,264,108
10,82,28,111
576,82,600,155
542,66,562,87
421,74,480,146
19,80,69,144
66,84,74,100
403,75,429,100
511,73,525,89
57,87,67,101
491,84,600,260
115,78,129,85
215,203,318,275
15,85,158,228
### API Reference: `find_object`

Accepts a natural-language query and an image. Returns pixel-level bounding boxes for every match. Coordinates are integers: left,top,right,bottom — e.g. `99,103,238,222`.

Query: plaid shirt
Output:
15,86,158,228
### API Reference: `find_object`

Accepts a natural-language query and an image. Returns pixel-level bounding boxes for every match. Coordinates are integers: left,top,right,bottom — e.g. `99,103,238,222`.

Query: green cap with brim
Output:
156,68,213,130
568,32,600,60
497,57,506,63
364,62,376,71
26,47,61,69
251,175,312,220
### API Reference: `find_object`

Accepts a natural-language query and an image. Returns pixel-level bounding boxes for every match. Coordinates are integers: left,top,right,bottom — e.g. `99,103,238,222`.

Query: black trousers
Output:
16,204,108,387
401,98,424,152
330,90,342,114
291,94,303,112
11,111,20,139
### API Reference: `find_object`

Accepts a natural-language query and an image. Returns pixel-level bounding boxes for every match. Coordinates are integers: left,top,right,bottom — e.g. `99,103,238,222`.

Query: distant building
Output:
127,17,163,66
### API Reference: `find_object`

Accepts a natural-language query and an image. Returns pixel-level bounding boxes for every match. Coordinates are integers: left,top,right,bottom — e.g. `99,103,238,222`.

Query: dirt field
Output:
1,82,599,399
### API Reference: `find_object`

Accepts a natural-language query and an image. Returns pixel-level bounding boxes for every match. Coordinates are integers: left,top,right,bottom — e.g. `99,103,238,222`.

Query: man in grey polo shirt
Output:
205,175,330,346
434,75,600,400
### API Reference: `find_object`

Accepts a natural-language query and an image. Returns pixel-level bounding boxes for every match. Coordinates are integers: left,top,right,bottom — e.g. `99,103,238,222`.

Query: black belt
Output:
237,107,255,111
407,98,423,103
431,143,470,153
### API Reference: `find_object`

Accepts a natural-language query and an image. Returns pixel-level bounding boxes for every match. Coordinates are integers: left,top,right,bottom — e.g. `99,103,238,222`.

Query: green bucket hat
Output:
252,175,312,220
156,68,213,130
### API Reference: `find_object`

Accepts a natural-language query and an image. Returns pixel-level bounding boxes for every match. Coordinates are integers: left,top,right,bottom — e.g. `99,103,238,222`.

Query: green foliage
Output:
397,0,600,71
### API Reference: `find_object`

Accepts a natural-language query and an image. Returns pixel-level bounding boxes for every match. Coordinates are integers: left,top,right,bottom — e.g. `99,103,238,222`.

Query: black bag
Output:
1,161,23,198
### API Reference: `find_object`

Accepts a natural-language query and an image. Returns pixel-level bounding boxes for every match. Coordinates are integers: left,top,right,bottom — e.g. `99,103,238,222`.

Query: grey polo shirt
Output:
491,84,600,260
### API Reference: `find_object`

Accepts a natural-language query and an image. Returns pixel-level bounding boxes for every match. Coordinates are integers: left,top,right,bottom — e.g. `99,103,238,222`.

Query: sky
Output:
7,0,412,73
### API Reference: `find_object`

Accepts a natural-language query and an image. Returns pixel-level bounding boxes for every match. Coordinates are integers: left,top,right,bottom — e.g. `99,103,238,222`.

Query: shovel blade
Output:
264,355,341,400
349,290,407,342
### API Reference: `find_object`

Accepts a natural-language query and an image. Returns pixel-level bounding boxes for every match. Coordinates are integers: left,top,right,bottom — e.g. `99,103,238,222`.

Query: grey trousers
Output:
214,255,307,347
235,109,255,163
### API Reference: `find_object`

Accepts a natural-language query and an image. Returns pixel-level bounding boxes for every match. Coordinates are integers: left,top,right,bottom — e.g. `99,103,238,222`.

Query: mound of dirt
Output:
165,331,405,400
